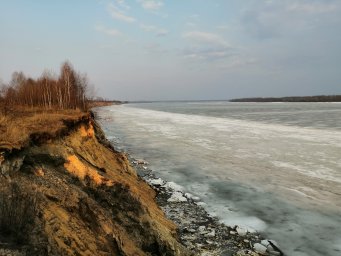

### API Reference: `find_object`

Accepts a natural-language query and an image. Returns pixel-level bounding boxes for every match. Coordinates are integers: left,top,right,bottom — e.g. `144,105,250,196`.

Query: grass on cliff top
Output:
0,106,87,152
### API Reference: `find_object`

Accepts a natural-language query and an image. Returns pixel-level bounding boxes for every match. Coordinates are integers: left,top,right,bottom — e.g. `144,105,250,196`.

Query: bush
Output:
0,182,37,244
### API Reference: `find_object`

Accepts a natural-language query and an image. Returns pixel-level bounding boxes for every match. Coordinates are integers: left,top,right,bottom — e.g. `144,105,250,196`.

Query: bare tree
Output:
1,62,90,111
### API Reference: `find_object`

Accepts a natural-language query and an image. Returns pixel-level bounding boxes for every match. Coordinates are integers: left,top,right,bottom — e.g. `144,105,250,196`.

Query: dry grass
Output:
0,107,86,151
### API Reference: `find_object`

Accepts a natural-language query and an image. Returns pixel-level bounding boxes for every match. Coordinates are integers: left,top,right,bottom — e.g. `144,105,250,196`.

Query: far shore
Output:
230,95,341,102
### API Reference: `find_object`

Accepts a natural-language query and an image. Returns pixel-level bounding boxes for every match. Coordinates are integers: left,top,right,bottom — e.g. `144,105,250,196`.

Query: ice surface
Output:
95,102,341,256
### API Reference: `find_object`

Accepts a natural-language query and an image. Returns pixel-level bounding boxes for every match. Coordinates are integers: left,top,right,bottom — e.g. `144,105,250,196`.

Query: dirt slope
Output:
0,114,189,256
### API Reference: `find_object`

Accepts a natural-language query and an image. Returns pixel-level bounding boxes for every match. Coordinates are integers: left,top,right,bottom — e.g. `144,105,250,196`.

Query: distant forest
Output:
0,62,89,113
230,95,341,102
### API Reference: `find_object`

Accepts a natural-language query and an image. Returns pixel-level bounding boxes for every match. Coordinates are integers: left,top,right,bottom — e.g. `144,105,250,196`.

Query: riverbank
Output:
1,106,283,255
115,152,284,256
0,108,189,255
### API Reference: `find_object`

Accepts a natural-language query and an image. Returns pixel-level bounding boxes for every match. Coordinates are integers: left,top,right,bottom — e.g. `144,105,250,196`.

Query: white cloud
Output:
288,2,338,14
156,28,168,37
182,31,237,61
186,22,196,27
240,1,341,39
144,43,168,54
140,24,156,32
219,57,257,69
137,0,163,11
95,25,121,36
115,0,130,10
182,46,235,61
140,23,168,37
108,3,136,23
183,31,229,47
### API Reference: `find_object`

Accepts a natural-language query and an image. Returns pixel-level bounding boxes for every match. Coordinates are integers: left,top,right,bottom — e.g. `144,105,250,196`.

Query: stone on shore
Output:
167,191,188,202
253,243,268,255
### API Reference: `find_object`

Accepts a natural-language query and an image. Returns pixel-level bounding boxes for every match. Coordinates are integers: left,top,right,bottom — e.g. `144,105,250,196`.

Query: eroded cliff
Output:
0,114,189,256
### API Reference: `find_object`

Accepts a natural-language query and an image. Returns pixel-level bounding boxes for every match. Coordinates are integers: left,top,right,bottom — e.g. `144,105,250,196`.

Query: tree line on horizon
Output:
230,95,341,102
0,62,90,113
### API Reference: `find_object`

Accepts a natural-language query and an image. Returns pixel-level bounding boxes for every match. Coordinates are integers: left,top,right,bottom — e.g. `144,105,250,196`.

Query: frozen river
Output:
95,102,341,256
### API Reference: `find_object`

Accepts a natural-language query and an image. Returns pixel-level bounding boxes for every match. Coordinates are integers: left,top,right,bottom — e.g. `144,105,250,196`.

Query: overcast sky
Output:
1,0,340,100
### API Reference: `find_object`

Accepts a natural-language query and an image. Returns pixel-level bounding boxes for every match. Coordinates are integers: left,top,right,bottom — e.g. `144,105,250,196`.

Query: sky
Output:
1,0,341,101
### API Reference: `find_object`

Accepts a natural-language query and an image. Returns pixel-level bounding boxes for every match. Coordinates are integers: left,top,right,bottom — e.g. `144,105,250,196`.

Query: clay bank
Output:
0,110,283,256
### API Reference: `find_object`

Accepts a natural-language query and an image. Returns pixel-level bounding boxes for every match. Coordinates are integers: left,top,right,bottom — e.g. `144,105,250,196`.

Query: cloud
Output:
185,22,196,27
240,1,341,39
182,31,235,61
108,3,136,23
137,0,163,11
95,25,121,36
144,43,168,54
219,57,257,69
288,2,338,14
140,24,155,32
156,29,168,37
182,46,235,61
183,31,229,47
115,0,130,10
140,23,168,37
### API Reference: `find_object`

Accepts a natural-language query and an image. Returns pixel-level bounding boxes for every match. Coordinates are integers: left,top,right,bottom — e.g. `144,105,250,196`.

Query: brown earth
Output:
0,111,189,256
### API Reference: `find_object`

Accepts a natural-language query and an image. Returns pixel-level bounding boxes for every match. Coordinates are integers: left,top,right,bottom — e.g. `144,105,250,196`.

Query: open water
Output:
95,102,341,256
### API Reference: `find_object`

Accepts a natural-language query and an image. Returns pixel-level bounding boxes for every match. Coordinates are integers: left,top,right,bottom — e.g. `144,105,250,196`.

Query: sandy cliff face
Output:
0,116,189,256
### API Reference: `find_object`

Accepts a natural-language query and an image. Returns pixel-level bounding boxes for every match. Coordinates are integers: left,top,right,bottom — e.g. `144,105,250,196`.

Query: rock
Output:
195,201,207,206
236,249,260,256
230,231,236,235
253,243,268,255
261,239,270,247
198,226,206,233
205,229,216,238
268,240,279,247
192,196,201,201
167,191,187,202
164,181,184,192
35,167,45,176
136,159,148,165
267,240,283,256
236,226,248,236
149,178,164,186
268,250,281,256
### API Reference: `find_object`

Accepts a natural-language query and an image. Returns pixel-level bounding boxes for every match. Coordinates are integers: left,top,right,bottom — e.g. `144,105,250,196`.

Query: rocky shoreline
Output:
130,158,284,256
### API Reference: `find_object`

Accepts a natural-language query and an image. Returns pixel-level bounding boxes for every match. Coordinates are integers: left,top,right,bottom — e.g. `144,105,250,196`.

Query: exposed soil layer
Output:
0,115,189,256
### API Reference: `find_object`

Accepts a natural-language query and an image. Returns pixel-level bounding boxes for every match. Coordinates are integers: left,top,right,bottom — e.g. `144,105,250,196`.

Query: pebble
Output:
261,240,270,247
195,201,207,206
164,181,184,192
236,226,248,236
198,226,206,232
136,159,148,165
167,191,187,202
268,250,281,256
253,243,268,255
149,178,164,186
205,229,216,238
